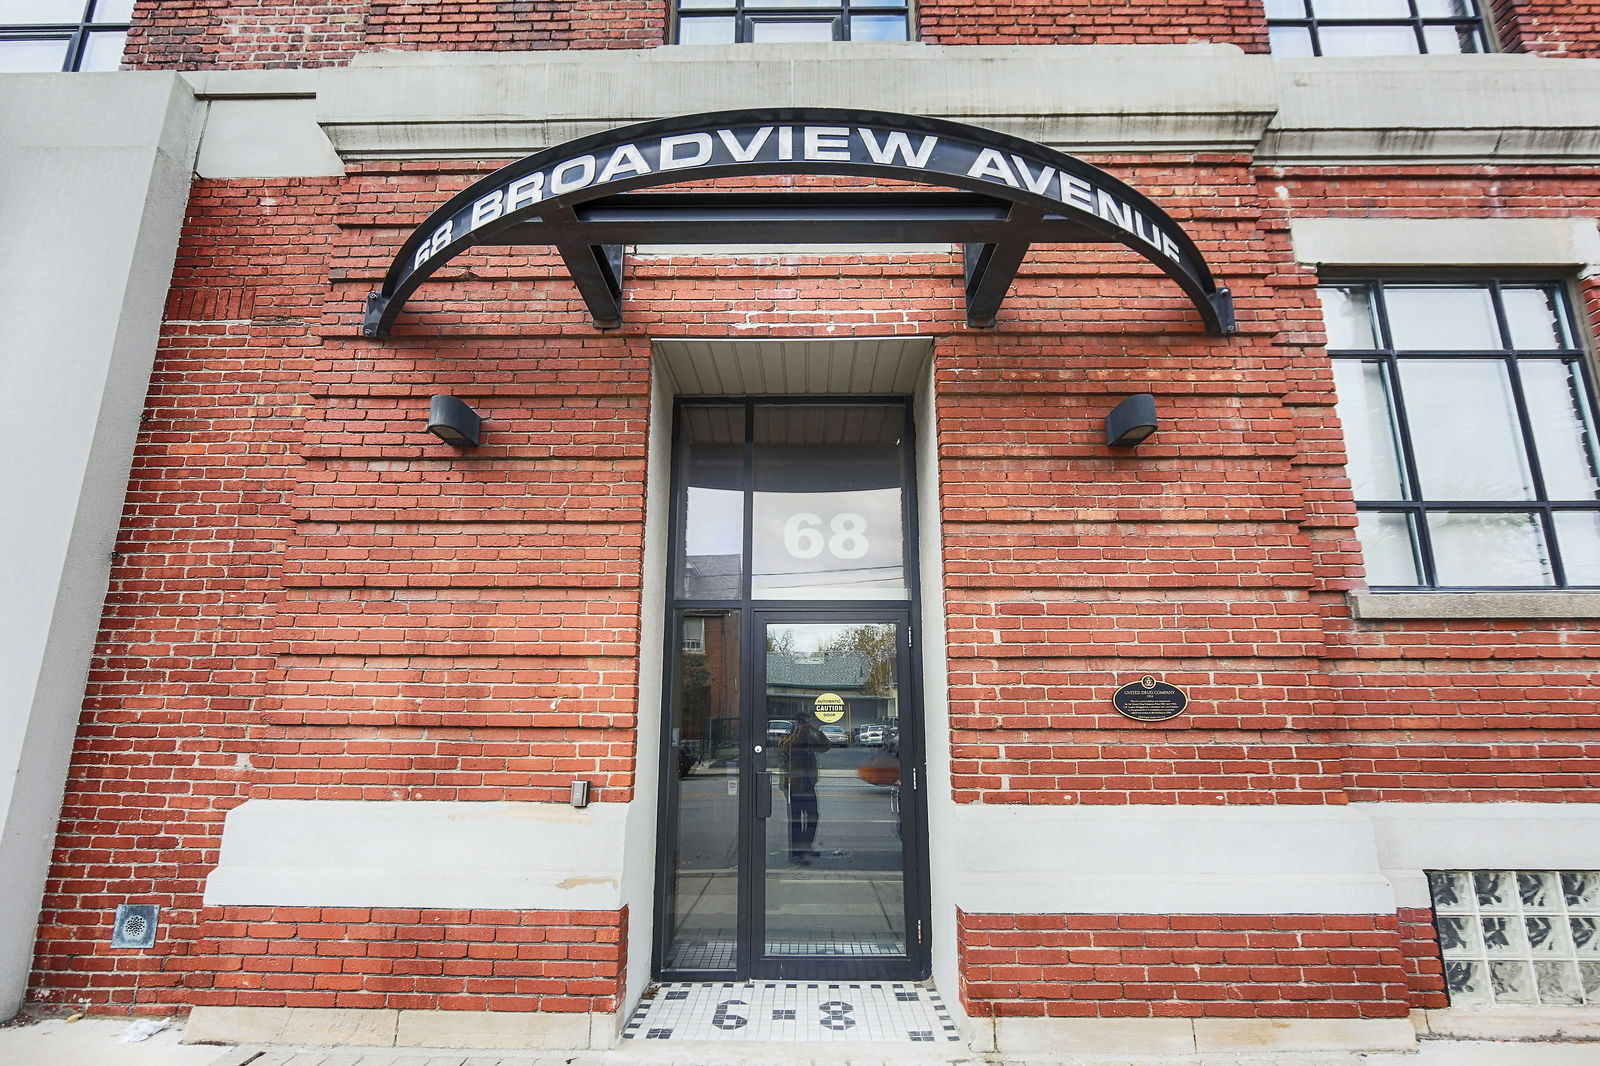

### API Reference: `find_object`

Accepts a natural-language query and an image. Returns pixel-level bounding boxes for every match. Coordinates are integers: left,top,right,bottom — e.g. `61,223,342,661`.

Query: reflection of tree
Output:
680,653,710,730
826,625,896,696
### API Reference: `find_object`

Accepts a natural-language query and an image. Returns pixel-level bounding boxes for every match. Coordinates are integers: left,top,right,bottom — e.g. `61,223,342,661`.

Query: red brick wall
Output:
115,0,1600,68
123,1,366,69
1491,1,1600,56
122,0,663,70
27,149,1600,1017
364,1,664,53
958,911,1412,1018
1396,906,1448,1010
184,906,624,1011
917,0,1270,49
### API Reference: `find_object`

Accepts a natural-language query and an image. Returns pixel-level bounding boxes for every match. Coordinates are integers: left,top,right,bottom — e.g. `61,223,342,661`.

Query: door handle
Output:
755,771,772,819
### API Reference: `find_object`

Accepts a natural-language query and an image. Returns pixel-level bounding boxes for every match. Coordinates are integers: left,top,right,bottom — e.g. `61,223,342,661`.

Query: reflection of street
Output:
667,747,907,964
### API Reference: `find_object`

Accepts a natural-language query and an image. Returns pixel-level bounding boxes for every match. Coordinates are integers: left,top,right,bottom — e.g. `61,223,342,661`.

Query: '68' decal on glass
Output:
782,511,870,560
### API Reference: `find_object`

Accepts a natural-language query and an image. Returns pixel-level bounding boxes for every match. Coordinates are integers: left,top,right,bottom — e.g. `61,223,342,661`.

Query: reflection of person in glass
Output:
780,711,831,865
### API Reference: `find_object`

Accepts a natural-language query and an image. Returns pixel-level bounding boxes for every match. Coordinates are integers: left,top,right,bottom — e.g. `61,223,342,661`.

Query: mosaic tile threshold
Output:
622,981,962,1044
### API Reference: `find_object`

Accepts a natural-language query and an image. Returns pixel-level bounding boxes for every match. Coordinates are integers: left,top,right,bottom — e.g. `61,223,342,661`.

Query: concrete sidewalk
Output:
4,1015,1600,1066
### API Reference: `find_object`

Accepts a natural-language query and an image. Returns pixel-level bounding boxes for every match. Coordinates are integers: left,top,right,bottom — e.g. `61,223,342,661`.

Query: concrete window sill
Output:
1349,591,1600,621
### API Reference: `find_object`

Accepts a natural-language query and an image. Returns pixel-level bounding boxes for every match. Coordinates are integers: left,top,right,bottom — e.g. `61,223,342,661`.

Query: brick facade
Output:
15,0,1600,1033
958,911,1411,1018
116,1,1600,69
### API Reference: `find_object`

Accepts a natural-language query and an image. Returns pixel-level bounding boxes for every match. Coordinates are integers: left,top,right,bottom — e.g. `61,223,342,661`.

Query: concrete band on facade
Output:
8,19,1600,1050
206,798,1600,915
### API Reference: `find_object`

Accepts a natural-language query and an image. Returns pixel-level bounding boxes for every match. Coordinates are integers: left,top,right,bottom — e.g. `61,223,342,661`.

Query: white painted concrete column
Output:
0,72,203,1019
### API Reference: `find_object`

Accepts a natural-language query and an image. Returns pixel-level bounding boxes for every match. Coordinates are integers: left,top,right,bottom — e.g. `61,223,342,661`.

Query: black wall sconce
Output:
1105,393,1158,448
427,394,482,447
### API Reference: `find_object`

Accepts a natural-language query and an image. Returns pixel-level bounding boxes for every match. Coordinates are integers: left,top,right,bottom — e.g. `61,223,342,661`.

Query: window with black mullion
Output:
1323,280,1600,590
1266,0,1488,57
0,0,131,72
675,0,910,44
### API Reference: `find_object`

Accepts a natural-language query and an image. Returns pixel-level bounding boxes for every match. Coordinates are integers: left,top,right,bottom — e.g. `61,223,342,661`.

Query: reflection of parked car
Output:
884,724,899,754
677,740,697,778
820,725,848,747
855,725,884,746
767,718,793,742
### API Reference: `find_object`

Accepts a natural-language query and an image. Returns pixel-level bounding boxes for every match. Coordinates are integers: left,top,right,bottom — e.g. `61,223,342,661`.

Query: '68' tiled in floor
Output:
622,981,962,1044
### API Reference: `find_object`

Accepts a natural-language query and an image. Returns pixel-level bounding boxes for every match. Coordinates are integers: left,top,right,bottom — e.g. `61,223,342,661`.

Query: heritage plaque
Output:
1111,675,1188,722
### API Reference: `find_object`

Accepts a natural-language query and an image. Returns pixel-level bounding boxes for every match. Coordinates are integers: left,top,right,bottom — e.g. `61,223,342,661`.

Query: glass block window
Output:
1323,280,1600,589
674,0,910,44
1429,871,1600,1006
1266,0,1489,56
0,0,130,72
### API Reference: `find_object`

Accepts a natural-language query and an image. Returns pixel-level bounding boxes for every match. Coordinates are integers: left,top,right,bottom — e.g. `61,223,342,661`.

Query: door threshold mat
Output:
622,980,962,1043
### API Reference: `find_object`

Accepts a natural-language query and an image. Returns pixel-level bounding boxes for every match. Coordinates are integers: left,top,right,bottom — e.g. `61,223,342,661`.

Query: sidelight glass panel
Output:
1269,25,1315,55
1555,512,1600,585
1310,0,1411,14
851,13,907,40
662,610,741,971
1355,511,1421,585
1522,360,1600,501
1503,288,1571,351
1421,23,1482,52
1319,285,1377,350
1427,511,1553,586
1399,360,1534,501
7,0,86,21
747,16,838,40
1386,286,1500,350
1333,359,1408,499
677,15,736,41
0,37,68,70
676,406,745,599
763,622,905,957
78,28,123,68
1317,24,1420,55
752,406,909,599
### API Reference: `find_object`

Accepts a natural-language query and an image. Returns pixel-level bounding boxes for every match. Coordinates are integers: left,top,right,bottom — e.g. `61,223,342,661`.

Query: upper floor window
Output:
1324,280,1600,590
674,0,910,44
1267,0,1489,56
0,0,130,71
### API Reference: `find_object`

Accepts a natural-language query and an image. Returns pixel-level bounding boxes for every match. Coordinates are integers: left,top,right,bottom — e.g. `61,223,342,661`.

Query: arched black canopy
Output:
363,108,1235,338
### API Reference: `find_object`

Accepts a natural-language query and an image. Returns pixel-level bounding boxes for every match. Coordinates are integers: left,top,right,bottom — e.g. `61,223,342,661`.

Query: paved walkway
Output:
4,1016,1600,1066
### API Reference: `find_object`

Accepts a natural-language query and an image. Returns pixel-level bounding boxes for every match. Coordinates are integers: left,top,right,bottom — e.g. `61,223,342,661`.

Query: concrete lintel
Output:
954,804,1394,916
1263,55,1600,164
203,799,628,910
316,44,1277,160
1349,590,1600,620
1357,802,1600,908
181,67,323,99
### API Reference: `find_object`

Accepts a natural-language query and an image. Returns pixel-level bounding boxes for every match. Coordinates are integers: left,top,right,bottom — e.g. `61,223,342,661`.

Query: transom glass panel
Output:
675,402,912,601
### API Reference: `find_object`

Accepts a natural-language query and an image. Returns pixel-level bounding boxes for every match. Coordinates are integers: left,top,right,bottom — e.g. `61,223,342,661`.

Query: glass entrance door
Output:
654,399,928,981
756,618,913,977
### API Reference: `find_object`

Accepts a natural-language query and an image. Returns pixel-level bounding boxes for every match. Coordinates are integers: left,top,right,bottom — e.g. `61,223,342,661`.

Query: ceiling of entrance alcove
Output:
652,336,933,396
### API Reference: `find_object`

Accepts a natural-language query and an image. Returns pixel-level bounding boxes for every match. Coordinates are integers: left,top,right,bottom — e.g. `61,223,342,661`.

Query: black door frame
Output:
652,396,931,982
